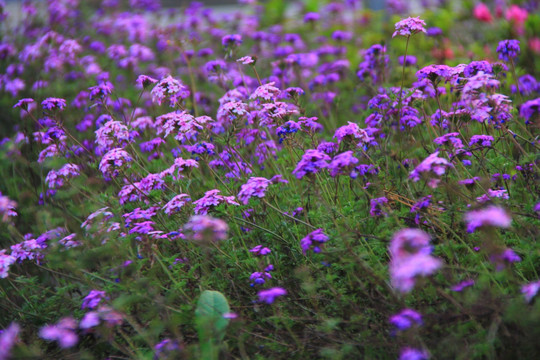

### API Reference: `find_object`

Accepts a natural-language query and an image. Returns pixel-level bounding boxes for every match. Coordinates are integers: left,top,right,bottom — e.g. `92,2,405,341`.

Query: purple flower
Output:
522,281,540,303
82,290,106,309
304,12,320,22
193,190,239,215
13,98,34,109
250,82,281,101
398,55,417,66
80,312,100,329
151,75,190,107
237,56,255,65
163,194,191,215
0,250,16,278
333,122,374,146
489,248,521,271
250,271,272,286
300,229,329,254
45,164,80,189
426,27,442,37
135,74,158,89
329,151,360,177
222,34,242,47
433,132,463,149
416,64,451,82
99,148,133,178
41,97,67,111
237,177,273,205
389,229,442,293
154,338,181,358
292,149,330,179
389,309,422,330
250,245,271,256
258,287,287,304
400,347,430,360
39,317,78,348
464,61,493,77
392,17,427,38
0,323,20,360
464,206,512,233
451,279,475,292
370,197,389,217
469,135,494,147
0,192,17,223
409,151,452,188
184,215,228,242
520,98,540,123
496,40,520,61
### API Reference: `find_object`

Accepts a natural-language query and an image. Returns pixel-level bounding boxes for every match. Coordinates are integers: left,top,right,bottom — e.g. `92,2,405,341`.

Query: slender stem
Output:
397,36,410,121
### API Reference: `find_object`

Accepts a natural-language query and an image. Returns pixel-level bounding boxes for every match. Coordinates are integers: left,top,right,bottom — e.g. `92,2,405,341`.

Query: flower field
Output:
0,0,539,359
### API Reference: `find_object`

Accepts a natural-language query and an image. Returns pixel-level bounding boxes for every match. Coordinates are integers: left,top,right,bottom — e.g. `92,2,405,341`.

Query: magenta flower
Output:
98,148,133,178
369,197,389,217
45,164,81,189
41,97,67,110
237,177,272,205
151,75,190,107
300,229,329,254
222,34,242,47
392,17,427,38
82,290,106,309
79,312,100,329
522,280,540,303
463,206,512,233
250,82,281,101
249,245,271,256
39,317,78,348
389,309,422,330
0,192,17,223
496,39,520,61
333,122,374,146
95,120,131,149
409,151,452,188
399,347,430,360
389,229,442,293
13,98,34,109
0,250,16,279
328,151,360,178
237,56,254,65
292,149,330,179
258,287,287,304
450,279,475,292
162,194,191,215
184,215,228,242
193,189,239,215
135,74,158,89
0,323,20,360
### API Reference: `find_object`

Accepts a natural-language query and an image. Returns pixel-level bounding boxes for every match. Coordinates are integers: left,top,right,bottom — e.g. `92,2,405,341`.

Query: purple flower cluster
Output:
300,228,329,254
392,17,427,38
193,189,239,215
464,206,512,233
496,40,520,61
45,163,80,189
98,148,133,178
292,149,330,179
151,75,190,107
162,194,191,215
409,152,452,188
184,215,228,242
389,229,442,293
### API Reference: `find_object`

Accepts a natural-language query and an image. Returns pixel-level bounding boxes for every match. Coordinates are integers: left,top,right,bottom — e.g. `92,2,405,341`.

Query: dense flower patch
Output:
0,0,539,359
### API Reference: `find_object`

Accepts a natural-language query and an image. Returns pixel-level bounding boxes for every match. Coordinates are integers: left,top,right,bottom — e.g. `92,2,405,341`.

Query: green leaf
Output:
195,290,231,360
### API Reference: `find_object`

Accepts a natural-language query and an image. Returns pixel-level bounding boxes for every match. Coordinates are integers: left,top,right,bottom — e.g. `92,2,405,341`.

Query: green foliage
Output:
195,290,231,359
